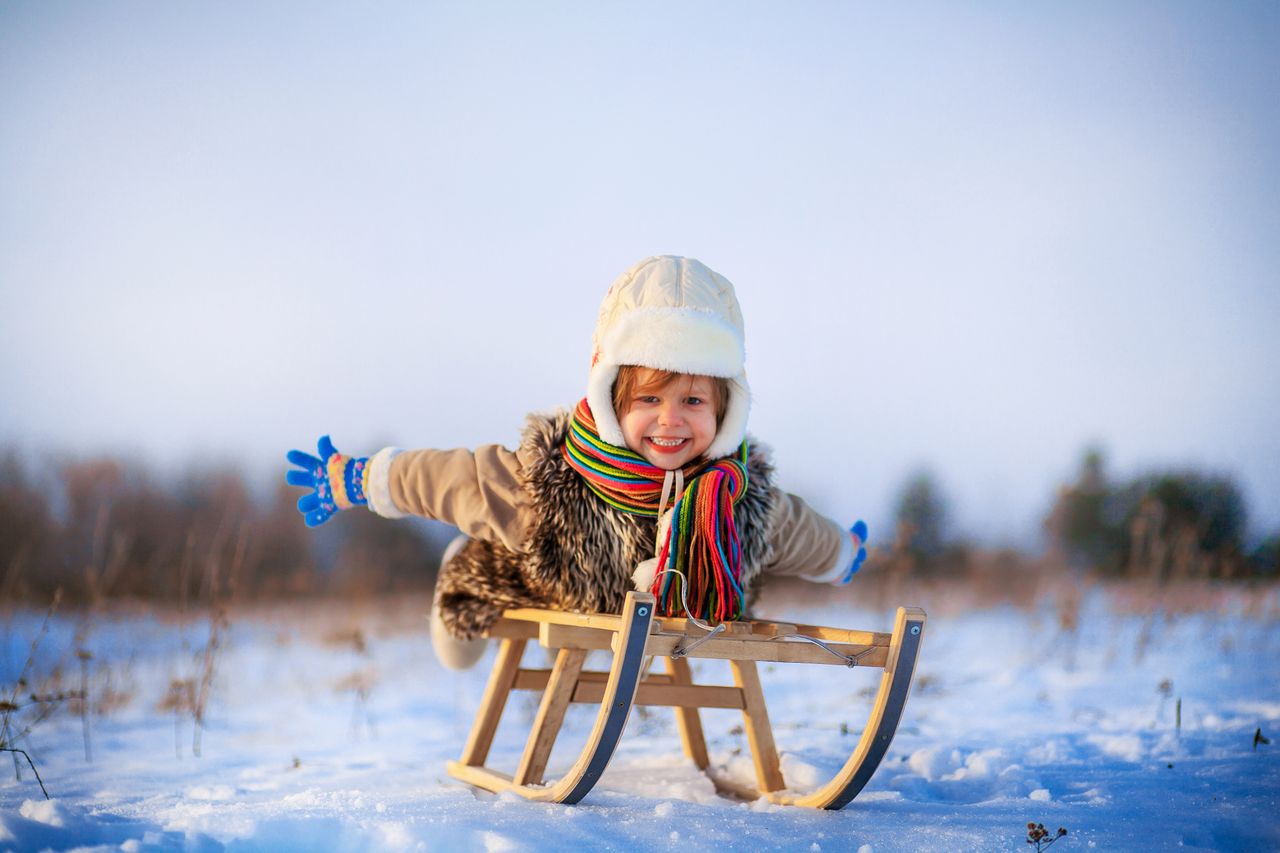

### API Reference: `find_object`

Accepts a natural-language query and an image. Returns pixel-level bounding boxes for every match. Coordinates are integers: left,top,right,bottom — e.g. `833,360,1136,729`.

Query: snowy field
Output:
2,581,1278,853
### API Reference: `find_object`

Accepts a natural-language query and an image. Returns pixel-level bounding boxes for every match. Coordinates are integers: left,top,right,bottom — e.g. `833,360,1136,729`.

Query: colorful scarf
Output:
562,399,749,621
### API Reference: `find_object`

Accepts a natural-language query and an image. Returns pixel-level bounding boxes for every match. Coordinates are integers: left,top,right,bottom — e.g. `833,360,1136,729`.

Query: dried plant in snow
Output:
1026,822,1068,851
1,589,72,798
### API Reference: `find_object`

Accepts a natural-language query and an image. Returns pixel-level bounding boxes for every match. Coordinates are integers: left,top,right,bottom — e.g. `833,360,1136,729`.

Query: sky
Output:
2,1,1278,548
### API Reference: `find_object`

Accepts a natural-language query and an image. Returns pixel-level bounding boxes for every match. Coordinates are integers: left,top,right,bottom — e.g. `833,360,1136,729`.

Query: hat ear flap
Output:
586,362,626,447
704,375,751,460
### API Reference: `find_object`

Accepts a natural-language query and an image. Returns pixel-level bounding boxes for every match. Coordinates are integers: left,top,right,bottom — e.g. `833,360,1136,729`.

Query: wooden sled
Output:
446,591,926,808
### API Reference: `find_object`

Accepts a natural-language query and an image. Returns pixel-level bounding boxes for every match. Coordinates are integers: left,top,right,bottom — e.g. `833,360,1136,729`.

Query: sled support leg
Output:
458,637,527,768
514,647,587,785
731,659,785,793
665,656,709,770
770,606,927,808
447,592,655,803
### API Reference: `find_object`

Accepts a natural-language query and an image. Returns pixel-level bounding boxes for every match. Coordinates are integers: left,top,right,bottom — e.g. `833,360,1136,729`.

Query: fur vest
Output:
436,410,780,639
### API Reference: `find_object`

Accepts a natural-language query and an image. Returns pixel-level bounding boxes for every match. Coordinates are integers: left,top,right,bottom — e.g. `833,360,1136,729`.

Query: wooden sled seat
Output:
446,591,926,808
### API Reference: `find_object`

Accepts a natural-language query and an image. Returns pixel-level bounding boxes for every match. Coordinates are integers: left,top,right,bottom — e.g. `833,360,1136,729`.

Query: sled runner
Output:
446,592,926,808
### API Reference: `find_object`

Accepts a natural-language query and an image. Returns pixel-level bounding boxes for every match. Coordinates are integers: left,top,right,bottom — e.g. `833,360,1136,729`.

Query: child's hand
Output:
285,435,370,527
837,520,869,585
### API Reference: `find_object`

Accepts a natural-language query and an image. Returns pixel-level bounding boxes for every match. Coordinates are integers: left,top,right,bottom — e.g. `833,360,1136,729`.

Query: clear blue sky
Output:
2,1,1277,547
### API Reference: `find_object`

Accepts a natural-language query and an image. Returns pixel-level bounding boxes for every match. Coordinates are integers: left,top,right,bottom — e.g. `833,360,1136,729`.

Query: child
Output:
287,256,867,668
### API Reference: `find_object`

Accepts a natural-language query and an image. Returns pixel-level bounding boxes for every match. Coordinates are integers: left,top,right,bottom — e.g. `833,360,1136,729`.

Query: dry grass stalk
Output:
329,627,377,739
68,497,134,763
159,522,235,758
1,588,68,798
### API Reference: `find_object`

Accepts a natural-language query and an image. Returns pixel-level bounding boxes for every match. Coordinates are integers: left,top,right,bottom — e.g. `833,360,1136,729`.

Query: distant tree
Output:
1252,536,1280,578
1124,471,1247,580
242,483,321,596
0,451,58,600
1136,472,1246,553
893,469,950,567
58,457,149,600
1046,446,1251,579
1045,448,1129,572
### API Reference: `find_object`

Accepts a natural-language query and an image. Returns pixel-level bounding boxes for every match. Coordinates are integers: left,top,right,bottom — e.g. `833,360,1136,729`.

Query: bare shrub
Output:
0,451,59,602
1,589,74,798
1046,447,1258,581
0,448,438,605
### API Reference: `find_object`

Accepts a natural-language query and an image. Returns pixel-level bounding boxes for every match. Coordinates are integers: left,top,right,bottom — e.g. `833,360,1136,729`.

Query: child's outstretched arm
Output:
285,437,529,552
765,492,868,585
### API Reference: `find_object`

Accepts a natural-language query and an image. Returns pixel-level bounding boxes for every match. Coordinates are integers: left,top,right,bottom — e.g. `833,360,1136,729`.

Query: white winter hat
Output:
586,255,750,461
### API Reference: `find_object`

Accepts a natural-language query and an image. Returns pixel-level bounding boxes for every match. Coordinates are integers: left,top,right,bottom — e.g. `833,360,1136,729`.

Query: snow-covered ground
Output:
2,581,1278,852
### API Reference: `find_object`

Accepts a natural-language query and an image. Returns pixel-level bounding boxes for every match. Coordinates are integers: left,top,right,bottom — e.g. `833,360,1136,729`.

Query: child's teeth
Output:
651,438,684,446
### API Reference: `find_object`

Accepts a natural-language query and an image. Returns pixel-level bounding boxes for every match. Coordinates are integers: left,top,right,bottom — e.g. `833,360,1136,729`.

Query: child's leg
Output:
431,534,541,668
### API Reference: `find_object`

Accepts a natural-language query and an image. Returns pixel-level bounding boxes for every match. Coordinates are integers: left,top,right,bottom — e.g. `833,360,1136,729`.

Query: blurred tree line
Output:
890,448,1277,580
0,450,441,605
1043,448,1273,580
3,443,1276,605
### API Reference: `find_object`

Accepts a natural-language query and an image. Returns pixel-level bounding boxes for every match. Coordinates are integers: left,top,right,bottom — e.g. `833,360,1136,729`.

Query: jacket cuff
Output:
366,447,408,519
808,522,856,584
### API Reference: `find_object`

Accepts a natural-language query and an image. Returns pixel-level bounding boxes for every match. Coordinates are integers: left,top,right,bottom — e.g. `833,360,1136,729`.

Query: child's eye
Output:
686,397,704,406
636,395,659,404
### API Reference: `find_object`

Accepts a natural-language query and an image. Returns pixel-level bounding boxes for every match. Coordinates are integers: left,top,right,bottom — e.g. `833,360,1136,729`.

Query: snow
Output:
2,584,1278,852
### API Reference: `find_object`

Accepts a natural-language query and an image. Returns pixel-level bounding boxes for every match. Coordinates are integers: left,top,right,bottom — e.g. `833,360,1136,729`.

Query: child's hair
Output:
611,365,731,426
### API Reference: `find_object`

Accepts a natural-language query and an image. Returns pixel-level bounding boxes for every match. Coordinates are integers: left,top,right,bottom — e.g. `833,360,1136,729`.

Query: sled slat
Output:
512,668,745,709
540,623,614,651
513,669,670,690
537,623,886,666
448,762,514,790
622,682,745,709
643,634,888,667
485,621,538,641
654,617,889,647
502,608,631,632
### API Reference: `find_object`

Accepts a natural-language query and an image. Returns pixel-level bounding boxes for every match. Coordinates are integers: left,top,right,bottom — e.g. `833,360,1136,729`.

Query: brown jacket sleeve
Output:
387,445,532,553
763,490,852,582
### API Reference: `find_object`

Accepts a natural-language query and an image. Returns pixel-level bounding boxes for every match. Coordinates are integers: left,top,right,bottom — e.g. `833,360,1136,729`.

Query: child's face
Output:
618,373,720,470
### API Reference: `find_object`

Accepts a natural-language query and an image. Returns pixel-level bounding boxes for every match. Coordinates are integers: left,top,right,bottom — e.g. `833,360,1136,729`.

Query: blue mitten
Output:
285,435,369,527
837,519,869,585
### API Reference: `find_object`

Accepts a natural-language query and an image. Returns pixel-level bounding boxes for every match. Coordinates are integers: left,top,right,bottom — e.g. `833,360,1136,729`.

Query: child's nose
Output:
657,402,684,425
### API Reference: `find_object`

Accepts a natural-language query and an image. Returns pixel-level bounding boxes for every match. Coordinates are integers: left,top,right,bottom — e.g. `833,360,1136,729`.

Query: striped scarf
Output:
562,398,749,621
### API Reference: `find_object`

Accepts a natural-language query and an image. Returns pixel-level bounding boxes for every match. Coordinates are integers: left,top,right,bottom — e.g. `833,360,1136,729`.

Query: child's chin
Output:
642,451,687,470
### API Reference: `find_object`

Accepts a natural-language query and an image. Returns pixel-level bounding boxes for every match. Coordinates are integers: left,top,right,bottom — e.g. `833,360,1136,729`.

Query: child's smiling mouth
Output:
647,437,689,450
